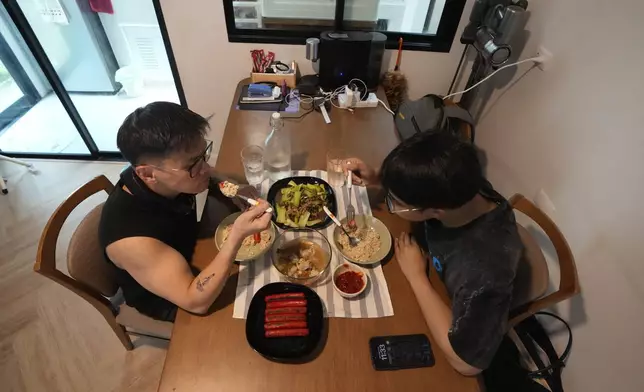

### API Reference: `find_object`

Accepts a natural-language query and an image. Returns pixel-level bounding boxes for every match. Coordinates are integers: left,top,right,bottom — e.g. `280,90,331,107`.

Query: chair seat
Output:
116,304,174,340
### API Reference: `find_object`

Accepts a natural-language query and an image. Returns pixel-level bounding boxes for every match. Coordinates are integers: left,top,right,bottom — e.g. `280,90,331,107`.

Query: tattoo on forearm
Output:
196,273,216,292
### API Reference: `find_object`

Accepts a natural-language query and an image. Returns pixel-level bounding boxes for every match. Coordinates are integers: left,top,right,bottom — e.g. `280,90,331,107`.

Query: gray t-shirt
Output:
424,186,522,369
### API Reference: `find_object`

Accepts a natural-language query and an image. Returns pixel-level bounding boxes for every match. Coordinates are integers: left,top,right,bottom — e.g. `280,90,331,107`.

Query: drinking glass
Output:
326,149,346,186
241,145,265,186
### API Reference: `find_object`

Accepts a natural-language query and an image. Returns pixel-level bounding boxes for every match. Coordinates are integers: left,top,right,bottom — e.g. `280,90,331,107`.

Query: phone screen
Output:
369,334,435,371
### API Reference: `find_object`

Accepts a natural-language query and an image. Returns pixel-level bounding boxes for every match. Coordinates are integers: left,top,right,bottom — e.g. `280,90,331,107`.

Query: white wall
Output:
474,0,644,391
159,0,474,157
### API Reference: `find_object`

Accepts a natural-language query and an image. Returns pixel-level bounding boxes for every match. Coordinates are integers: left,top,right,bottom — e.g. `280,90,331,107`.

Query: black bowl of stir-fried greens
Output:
267,176,337,231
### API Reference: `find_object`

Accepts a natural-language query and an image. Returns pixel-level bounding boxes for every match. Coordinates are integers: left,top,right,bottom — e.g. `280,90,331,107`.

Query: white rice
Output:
222,225,271,257
220,181,239,197
338,226,381,261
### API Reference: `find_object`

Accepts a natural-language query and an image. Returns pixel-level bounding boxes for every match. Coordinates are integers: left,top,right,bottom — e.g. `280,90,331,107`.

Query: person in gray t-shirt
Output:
346,132,522,376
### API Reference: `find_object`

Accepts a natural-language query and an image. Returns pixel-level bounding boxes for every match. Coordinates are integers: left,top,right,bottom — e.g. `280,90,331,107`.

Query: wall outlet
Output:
535,189,556,217
535,45,553,71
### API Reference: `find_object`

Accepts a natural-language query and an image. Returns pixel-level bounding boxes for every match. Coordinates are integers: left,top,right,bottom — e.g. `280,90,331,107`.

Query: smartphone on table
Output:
369,334,435,371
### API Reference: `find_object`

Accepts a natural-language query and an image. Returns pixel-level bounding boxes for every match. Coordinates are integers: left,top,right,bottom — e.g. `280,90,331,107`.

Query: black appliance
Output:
318,31,386,91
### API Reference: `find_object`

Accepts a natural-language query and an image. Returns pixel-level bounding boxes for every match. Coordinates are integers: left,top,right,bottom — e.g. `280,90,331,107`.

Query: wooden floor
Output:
1,159,167,392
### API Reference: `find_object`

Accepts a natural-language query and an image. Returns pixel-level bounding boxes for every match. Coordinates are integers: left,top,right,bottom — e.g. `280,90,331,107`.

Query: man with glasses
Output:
99,102,271,321
346,131,523,376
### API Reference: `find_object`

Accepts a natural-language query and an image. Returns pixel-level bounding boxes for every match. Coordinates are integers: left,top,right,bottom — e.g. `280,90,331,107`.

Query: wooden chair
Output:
35,175,173,350
508,194,581,327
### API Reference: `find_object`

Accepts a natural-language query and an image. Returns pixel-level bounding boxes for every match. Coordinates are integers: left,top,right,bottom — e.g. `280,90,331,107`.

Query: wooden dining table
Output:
157,80,481,392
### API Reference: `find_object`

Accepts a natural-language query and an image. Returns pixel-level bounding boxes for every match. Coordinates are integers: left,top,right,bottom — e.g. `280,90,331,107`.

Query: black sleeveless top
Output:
99,167,198,321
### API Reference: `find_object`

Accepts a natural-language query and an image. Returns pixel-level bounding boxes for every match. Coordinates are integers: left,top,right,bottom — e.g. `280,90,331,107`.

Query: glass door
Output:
0,8,39,130
0,3,89,156
0,0,185,159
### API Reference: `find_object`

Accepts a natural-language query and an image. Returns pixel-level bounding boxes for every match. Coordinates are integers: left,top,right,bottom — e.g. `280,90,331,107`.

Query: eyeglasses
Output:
385,193,422,214
185,140,214,178
142,140,213,178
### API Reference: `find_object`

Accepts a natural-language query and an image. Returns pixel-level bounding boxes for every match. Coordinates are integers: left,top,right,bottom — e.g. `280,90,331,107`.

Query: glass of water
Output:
326,149,346,186
241,145,265,186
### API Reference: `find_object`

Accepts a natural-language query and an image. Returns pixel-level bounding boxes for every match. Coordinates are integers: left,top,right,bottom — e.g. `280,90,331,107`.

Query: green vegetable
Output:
284,218,299,228
276,205,286,223
276,180,329,228
298,211,310,227
292,190,301,207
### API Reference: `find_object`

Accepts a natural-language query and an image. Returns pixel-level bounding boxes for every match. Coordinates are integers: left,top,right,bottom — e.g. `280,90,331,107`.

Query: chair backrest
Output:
511,224,550,309
508,194,580,326
67,203,118,297
35,175,118,319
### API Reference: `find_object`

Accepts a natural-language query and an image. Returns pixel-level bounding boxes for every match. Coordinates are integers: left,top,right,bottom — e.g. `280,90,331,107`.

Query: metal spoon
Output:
323,206,360,247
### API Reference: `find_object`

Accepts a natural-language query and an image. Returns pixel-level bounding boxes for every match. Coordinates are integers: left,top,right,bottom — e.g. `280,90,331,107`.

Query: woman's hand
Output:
344,158,379,186
395,232,428,284
230,200,272,239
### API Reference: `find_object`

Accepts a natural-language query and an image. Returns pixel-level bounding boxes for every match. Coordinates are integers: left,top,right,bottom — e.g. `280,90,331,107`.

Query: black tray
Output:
267,176,337,231
246,282,325,362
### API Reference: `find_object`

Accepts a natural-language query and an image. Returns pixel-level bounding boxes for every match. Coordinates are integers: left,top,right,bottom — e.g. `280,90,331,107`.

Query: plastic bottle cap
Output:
271,112,281,119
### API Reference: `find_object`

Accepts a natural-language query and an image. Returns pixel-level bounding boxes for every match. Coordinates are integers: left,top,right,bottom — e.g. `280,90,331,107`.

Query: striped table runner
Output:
232,170,394,319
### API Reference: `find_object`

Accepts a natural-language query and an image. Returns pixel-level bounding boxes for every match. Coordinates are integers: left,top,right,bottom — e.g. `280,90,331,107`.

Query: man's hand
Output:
230,200,272,239
395,232,428,284
344,158,379,186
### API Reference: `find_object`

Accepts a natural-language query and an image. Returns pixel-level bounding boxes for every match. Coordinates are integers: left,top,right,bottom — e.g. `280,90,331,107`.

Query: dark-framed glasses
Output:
141,139,213,178
185,140,214,178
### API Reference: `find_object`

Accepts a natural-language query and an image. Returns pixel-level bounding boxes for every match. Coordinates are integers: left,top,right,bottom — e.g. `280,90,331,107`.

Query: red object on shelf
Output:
89,0,114,14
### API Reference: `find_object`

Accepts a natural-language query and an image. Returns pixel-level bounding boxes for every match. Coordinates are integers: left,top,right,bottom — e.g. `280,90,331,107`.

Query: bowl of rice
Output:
215,212,277,262
332,215,392,265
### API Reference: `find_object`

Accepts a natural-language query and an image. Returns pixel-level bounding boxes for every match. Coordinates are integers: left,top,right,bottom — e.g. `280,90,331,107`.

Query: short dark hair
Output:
381,132,484,209
117,101,209,164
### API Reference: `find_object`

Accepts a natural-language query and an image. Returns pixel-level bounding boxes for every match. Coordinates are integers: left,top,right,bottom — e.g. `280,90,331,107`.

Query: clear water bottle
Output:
264,112,291,181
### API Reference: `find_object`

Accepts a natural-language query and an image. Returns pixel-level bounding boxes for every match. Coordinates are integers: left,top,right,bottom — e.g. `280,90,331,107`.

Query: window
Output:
224,0,467,52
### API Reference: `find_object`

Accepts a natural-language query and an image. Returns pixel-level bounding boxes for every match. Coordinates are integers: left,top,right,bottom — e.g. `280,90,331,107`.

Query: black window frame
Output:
224,0,467,52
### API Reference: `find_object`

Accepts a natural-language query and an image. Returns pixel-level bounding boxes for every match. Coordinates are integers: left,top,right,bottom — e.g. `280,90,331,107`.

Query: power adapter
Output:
338,85,378,109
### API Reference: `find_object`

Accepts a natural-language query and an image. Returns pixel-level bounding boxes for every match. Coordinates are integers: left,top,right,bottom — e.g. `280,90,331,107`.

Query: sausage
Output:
265,328,310,338
264,321,308,330
265,299,307,309
265,314,307,323
264,292,305,302
265,307,307,315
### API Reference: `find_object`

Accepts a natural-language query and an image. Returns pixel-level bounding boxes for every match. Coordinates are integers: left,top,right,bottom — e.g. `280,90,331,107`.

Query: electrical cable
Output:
378,99,394,115
282,108,314,120
442,56,540,101
287,78,392,116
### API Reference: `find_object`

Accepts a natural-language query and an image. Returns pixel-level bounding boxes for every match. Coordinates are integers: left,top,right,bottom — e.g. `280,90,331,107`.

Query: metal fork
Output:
323,206,360,247
346,171,356,229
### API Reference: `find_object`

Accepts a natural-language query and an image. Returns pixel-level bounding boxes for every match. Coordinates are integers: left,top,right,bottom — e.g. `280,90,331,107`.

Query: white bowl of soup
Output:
271,229,332,286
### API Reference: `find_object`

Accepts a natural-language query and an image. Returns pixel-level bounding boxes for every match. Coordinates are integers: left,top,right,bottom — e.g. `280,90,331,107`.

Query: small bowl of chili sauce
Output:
332,263,368,298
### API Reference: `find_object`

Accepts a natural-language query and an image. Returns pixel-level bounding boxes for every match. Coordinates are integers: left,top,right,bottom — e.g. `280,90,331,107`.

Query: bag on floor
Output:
394,94,475,142
484,311,573,392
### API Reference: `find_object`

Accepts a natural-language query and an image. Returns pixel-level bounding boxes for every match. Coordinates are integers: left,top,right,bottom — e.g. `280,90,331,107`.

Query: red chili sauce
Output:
335,270,364,294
